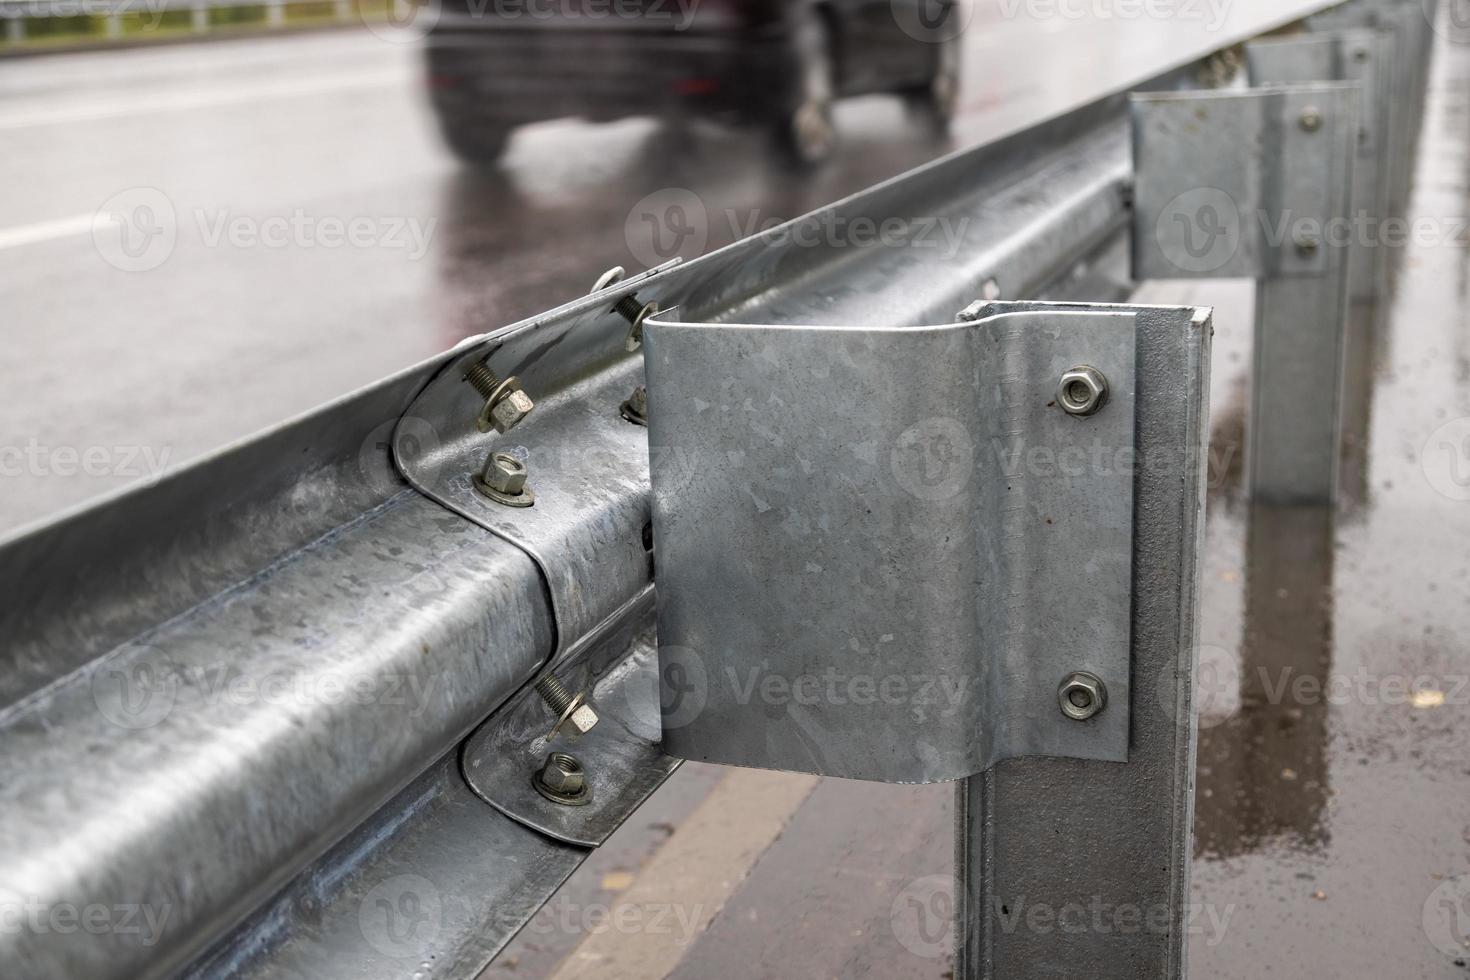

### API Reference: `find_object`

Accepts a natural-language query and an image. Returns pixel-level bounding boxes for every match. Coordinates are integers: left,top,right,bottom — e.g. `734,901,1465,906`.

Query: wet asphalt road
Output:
4,1,1469,978
0,0,1329,534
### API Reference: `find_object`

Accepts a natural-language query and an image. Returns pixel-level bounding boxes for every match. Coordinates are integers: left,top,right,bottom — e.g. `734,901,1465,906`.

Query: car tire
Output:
906,35,960,134
437,112,514,168
774,10,838,168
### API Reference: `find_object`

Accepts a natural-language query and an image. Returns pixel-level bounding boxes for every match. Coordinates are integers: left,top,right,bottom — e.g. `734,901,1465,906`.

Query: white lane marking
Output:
0,212,95,251
0,69,410,131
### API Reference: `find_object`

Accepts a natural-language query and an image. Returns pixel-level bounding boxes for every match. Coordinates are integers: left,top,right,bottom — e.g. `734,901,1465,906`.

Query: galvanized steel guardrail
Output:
0,0,1441,977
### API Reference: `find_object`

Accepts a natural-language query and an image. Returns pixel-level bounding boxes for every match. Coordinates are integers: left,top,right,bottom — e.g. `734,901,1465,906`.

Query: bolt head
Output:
485,453,528,496
1057,366,1109,417
1299,107,1323,133
487,389,535,435
538,753,586,795
1058,672,1107,721
1295,234,1321,258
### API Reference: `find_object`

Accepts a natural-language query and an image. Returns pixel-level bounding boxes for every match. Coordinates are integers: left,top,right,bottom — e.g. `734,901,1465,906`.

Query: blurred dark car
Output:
425,0,962,166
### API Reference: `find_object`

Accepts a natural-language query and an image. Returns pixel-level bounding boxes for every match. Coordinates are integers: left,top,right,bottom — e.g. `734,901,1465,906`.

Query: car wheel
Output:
775,11,838,167
908,35,960,133
437,111,514,168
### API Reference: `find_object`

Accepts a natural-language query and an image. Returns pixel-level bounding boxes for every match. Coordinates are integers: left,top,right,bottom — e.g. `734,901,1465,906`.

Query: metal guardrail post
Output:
191,2,208,32
4,15,23,40
1247,32,1395,304
946,304,1212,980
1133,85,1359,504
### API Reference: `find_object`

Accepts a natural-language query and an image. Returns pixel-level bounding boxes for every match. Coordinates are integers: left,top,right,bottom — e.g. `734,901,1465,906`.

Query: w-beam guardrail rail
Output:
0,0,1438,977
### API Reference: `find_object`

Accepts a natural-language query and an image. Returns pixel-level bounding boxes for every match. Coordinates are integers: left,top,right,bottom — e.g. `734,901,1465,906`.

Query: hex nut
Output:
540,753,584,794
474,452,534,507
1058,672,1107,722
489,389,535,435
487,453,528,495
534,752,591,806
621,385,649,427
1057,366,1109,417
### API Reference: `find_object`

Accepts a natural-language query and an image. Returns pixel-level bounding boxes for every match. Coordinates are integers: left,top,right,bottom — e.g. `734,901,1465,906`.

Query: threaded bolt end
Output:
614,296,645,323
464,362,502,399
535,675,576,715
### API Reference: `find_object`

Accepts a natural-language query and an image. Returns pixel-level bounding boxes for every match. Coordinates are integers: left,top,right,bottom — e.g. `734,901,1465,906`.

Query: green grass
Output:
1,0,386,52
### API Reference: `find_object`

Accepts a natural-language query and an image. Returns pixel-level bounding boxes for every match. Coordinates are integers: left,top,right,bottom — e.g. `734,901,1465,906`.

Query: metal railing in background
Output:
0,0,404,49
